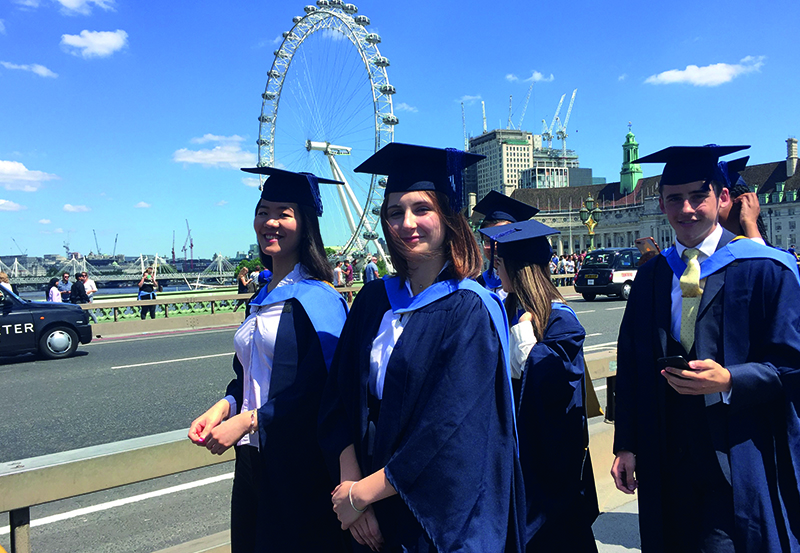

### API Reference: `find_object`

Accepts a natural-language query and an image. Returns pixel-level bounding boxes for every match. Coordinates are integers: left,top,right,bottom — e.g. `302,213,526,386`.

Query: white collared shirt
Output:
225,263,308,447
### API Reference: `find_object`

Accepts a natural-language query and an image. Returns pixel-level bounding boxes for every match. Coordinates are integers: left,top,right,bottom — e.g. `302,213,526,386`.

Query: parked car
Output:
0,286,92,359
574,247,641,301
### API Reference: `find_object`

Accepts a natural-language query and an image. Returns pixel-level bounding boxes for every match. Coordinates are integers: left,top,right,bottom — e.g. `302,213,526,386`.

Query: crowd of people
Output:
177,139,798,553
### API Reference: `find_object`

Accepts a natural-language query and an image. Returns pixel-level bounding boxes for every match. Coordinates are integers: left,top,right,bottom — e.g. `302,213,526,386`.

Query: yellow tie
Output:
679,248,702,351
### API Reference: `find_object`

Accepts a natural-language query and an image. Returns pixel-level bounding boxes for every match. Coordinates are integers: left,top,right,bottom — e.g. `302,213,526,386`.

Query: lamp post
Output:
579,193,603,251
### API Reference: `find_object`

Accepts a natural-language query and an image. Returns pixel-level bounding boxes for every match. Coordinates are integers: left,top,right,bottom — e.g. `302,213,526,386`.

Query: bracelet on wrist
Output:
349,481,366,513
248,409,257,435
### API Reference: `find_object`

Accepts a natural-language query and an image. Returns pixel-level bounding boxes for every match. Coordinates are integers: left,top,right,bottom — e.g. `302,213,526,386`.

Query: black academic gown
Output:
226,298,349,553
614,230,800,552
319,280,525,553
517,305,599,552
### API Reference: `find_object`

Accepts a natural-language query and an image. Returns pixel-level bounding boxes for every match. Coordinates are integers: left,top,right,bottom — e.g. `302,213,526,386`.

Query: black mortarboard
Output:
479,219,560,265
241,166,342,217
636,145,750,187
354,142,485,212
473,190,539,224
719,156,749,188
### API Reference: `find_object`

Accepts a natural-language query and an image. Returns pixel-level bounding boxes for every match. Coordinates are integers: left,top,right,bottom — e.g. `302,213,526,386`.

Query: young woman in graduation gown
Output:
188,167,349,553
319,143,526,553
482,220,599,552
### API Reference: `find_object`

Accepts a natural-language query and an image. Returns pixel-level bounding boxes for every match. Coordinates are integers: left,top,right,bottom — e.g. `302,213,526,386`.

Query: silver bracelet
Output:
349,481,366,513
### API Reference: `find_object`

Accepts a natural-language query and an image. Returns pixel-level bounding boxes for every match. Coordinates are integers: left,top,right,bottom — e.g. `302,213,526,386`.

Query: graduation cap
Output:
636,145,750,188
354,142,485,212
719,156,749,188
479,219,561,265
241,166,343,217
473,190,539,224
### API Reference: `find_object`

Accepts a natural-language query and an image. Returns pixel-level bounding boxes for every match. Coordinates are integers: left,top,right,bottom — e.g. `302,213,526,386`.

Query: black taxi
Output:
0,286,92,359
574,247,641,301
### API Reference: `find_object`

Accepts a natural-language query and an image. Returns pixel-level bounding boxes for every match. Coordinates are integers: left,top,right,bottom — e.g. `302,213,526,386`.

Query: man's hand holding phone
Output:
658,356,732,395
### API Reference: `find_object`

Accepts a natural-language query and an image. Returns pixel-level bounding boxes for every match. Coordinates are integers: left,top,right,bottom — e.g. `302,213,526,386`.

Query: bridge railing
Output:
0,429,234,553
1,350,618,553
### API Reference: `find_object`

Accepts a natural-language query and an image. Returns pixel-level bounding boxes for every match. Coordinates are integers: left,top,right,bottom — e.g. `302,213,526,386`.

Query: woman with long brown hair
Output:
481,219,599,552
319,143,525,552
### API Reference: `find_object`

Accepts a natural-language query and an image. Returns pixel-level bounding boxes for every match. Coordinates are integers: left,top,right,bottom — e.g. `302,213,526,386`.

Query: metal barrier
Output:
0,430,234,553
1,350,618,553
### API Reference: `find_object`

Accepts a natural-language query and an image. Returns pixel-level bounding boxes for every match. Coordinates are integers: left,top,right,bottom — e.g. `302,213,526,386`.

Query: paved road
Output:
0,292,637,552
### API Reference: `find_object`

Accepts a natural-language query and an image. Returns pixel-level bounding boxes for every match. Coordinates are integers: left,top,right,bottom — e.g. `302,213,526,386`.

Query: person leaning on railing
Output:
188,167,349,553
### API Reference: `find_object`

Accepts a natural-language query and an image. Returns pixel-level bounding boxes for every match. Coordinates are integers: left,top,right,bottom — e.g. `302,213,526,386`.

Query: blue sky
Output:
2,0,798,260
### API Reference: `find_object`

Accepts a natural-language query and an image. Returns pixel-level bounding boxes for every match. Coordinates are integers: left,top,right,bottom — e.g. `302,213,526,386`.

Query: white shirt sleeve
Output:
509,321,537,379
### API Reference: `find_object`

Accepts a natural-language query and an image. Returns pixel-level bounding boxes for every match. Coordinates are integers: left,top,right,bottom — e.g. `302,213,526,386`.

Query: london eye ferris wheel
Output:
256,0,398,267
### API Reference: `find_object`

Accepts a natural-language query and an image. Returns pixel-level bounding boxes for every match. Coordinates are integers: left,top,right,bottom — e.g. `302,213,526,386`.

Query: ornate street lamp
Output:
579,193,603,250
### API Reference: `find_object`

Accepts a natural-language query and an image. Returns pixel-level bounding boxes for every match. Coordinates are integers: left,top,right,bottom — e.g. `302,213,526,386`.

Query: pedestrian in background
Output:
483,219,599,552
232,266,253,313
70,272,91,305
138,267,158,320
343,259,354,303
320,143,525,552
363,255,379,283
189,166,349,552
0,272,12,293
46,277,61,302
80,272,99,323
57,271,72,302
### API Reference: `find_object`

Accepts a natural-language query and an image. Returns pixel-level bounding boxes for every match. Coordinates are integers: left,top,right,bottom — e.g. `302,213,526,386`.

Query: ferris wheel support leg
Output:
326,155,359,235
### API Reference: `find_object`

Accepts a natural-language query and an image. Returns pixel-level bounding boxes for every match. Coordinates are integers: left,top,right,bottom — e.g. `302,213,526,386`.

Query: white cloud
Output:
216,200,228,206
0,20,6,34
618,73,627,81
243,176,261,188
13,0,40,7
394,102,418,113
56,0,115,15
645,56,765,87
174,135,256,169
61,29,128,58
1,61,58,78
134,201,151,208
54,228,64,233
38,218,51,224
457,94,482,105
190,134,244,144
506,71,554,83
63,204,90,212
0,199,26,211
0,160,58,191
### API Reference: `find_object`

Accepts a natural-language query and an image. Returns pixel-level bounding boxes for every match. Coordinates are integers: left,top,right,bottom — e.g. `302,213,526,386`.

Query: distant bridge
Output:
12,273,230,286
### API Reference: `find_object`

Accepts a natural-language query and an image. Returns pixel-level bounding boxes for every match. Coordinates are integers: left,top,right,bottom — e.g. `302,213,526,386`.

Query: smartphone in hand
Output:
657,355,692,379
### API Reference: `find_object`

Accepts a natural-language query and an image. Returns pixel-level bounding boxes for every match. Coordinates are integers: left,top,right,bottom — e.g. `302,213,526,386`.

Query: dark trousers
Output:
140,304,156,319
230,446,260,553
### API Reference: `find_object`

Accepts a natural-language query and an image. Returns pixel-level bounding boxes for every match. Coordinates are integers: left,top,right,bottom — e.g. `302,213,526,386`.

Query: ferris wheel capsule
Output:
365,33,381,44
373,56,390,67
343,4,358,14
354,15,370,25
304,5,317,13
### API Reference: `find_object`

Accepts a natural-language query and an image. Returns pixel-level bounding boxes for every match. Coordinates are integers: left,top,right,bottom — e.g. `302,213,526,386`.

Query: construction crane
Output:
517,80,534,130
541,93,565,150
507,95,513,129
171,230,176,265
112,234,119,256
556,89,578,162
481,101,487,134
461,102,468,150
181,220,194,271
11,236,27,255
63,232,71,257
93,229,102,255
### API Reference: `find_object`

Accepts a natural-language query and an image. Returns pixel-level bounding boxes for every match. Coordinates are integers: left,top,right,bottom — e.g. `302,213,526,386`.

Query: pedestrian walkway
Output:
594,498,641,552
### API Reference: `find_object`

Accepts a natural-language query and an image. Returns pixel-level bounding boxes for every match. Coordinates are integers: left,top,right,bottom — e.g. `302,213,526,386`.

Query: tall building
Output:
468,128,579,202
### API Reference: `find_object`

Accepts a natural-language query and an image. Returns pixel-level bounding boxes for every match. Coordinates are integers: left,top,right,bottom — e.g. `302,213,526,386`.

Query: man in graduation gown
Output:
611,145,800,552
